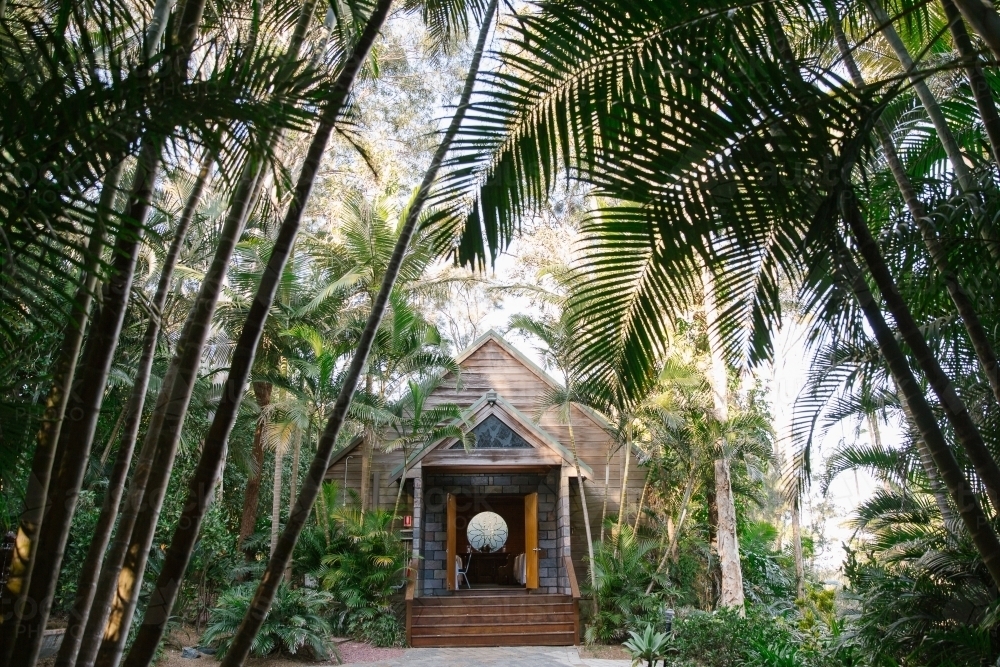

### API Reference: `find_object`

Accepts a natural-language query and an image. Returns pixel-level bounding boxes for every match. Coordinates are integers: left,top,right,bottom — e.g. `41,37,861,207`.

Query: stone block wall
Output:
420,470,561,595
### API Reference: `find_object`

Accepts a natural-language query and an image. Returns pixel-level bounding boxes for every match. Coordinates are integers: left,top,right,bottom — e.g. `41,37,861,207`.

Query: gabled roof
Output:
389,391,595,481
456,330,617,435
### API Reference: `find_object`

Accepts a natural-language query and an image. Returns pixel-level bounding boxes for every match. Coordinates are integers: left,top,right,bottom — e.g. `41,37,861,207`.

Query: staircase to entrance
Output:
407,590,578,647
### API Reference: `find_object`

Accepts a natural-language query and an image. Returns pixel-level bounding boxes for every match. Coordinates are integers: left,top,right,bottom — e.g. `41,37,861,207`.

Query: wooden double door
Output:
446,492,539,590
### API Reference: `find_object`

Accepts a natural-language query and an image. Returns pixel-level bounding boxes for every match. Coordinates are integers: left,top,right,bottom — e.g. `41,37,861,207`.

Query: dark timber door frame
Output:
525,492,539,589
446,493,457,590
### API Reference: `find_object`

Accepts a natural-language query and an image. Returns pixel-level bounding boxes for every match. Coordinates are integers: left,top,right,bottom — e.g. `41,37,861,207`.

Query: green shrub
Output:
667,608,797,667
201,582,333,658
318,507,406,647
585,526,672,644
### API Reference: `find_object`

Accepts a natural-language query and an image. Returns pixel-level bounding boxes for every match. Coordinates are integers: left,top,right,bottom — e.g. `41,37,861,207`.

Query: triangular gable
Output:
389,391,595,481
454,330,620,441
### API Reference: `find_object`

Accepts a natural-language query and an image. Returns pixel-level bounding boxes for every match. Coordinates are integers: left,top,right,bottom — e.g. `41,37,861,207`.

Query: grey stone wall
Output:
420,470,561,595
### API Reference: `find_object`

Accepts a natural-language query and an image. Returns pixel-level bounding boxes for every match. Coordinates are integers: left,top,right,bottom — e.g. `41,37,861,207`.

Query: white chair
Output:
455,554,471,589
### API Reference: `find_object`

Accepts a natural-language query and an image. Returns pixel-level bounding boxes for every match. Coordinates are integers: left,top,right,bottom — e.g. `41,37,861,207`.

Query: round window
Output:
466,511,508,552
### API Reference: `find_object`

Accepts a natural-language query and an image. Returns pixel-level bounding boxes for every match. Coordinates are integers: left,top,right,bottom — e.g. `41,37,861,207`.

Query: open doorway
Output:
446,493,539,590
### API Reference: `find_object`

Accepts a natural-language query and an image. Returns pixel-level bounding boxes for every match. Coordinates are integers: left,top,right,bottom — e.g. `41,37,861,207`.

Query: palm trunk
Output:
270,445,284,557
633,477,648,532
833,12,1000,411
703,268,744,612
615,428,631,543
0,162,119,663
55,154,211,667
866,0,1000,262
3,140,159,667
841,192,1000,511
239,382,273,551
599,448,611,543
834,239,1000,587
943,0,1000,167
98,408,127,468
949,0,1000,62
92,150,264,667
217,4,495,662
566,416,597,592
120,2,397,663
791,494,805,600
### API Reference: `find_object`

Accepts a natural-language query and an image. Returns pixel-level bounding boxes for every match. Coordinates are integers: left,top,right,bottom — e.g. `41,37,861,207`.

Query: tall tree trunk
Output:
239,382,272,551
833,12,1000,412
866,0,1000,262
217,4,495,662
896,386,958,527
270,444,284,557
2,139,159,667
599,447,612,543
791,495,805,600
566,416,597,592
55,154,211,667
633,477,649,532
949,0,1000,62
841,192,1000,511
943,0,1000,167
834,238,1000,588
702,268,744,613
391,447,409,528
615,428,631,543
92,151,264,667
0,162,119,662
119,2,397,663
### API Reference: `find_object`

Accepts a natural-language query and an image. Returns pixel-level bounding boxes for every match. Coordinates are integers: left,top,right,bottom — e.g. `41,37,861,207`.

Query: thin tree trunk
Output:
92,153,264,667
866,0,1000,262
55,155,211,667
98,408,127,468
217,4,495,662
270,444,284,557
3,139,159,667
0,162,119,663
289,427,301,511
633,477,649,532
566,417,597,592
943,0,1000,168
833,13,1000,412
239,382,273,551
791,495,805,600
949,0,1000,62
615,428,631,543
599,447,611,543
834,239,1000,587
702,268,744,612
842,192,1000,511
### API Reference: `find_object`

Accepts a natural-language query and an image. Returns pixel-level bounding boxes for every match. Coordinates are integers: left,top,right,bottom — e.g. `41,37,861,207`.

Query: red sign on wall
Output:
403,515,412,528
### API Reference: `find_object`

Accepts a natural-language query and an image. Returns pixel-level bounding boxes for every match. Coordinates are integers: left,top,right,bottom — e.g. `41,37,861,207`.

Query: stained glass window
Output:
451,414,531,449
